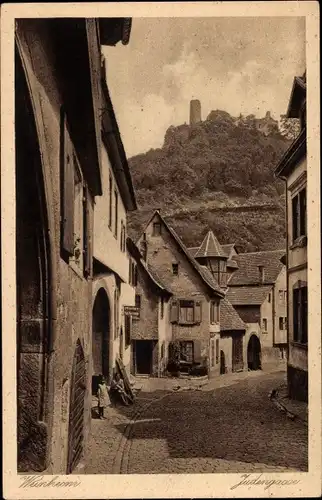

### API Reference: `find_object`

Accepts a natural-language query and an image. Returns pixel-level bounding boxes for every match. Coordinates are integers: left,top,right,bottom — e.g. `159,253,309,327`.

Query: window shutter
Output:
170,300,179,323
195,301,202,323
83,185,93,278
61,116,75,256
193,340,202,363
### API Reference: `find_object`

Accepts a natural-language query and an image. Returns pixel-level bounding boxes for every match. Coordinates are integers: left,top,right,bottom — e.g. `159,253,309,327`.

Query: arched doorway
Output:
92,288,110,394
220,350,226,375
67,340,86,474
16,46,51,472
247,335,261,370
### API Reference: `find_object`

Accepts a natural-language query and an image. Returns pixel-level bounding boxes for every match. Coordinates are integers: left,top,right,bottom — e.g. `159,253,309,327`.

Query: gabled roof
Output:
139,211,225,297
226,285,271,306
195,231,227,259
228,249,285,286
220,298,246,331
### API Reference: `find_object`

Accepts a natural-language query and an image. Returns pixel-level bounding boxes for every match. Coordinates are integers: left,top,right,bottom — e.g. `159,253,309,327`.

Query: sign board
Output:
123,306,140,319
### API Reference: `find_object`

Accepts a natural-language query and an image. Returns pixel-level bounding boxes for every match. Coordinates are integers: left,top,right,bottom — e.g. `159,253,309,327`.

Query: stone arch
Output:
247,334,261,371
15,43,53,472
92,287,111,393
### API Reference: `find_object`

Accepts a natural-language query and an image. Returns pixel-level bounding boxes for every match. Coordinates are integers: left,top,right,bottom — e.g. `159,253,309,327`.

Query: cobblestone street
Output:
83,370,308,474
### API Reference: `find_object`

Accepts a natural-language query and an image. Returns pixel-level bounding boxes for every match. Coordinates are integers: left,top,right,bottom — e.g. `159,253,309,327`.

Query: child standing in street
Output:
97,374,110,419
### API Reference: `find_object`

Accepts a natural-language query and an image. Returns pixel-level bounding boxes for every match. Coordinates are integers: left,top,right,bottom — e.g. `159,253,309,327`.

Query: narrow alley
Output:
83,369,308,474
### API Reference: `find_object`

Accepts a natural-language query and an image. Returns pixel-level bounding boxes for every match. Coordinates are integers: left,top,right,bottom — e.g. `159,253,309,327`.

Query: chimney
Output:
190,99,201,125
258,265,265,283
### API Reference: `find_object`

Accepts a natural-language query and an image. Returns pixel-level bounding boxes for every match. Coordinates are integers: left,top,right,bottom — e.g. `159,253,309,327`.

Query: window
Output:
124,314,131,347
61,116,90,275
135,294,141,309
170,299,202,324
211,339,215,367
114,190,118,238
279,317,287,330
216,339,219,364
293,284,308,344
262,318,267,332
179,300,194,323
160,297,164,319
108,175,112,228
208,259,227,286
120,221,126,252
210,301,220,324
268,293,271,303
114,288,119,339
161,342,165,359
279,290,286,303
172,263,179,275
129,260,138,287
292,188,306,242
180,341,194,363
152,222,161,236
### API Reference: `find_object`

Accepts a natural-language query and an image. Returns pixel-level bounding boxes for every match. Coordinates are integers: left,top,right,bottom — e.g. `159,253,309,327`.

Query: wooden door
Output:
67,340,86,474
232,335,244,372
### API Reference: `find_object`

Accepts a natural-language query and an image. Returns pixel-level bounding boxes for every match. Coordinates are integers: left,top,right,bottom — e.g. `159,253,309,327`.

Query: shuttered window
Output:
61,114,75,257
210,301,219,323
170,299,202,324
292,188,307,242
83,186,93,278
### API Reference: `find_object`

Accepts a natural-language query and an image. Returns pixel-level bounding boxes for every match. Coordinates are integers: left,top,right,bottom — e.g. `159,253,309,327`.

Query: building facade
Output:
226,250,287,369
15,17,132,475
91,55,137,392
136,211,225,376
275,73,307,402
127,238,172,376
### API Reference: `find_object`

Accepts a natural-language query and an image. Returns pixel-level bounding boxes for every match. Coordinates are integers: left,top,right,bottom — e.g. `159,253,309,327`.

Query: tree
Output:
279,115,301,141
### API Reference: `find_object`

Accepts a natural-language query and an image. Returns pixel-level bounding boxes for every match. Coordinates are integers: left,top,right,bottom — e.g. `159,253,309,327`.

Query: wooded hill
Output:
127,109,294,252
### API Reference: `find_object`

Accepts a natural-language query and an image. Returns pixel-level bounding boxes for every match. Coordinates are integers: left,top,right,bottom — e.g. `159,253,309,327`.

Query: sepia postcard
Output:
1,1,321,499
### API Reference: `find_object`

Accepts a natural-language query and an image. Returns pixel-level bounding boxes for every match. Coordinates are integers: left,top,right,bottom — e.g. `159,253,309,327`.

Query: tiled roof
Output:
220,298,245,331
227,259,239,269
228,249,285,286
195,231,227,259
226,285,271,306
145,262,172,295
221,243,236,258
164,222,224,297
127,237,172,295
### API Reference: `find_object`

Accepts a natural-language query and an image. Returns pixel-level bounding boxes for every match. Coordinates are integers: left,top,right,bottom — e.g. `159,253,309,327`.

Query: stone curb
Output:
269,389,308,426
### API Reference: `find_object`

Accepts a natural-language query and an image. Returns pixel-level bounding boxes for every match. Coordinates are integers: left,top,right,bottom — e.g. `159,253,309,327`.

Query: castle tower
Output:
190,99,201,125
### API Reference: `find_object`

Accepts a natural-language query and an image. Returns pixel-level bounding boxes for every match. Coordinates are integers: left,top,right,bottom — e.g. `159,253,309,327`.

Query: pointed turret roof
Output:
194,231,227,259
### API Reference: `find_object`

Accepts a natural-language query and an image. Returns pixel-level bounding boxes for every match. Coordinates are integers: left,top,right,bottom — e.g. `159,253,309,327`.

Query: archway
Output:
247,335,261,371
92,288,110,394
220,350,226,375
16,46,51,472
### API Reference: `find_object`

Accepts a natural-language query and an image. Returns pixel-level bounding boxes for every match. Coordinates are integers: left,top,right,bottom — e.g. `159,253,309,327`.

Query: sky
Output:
103,17,305,158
